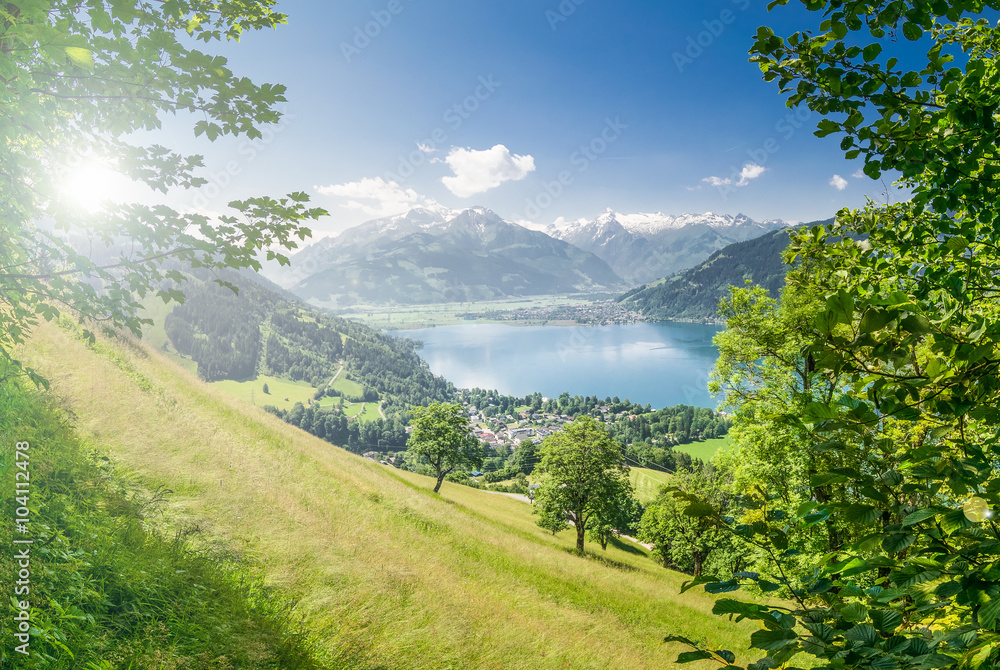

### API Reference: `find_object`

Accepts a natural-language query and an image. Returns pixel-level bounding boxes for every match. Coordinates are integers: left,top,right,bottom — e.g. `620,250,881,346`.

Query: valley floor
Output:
20,321,761,669
334,294,639,330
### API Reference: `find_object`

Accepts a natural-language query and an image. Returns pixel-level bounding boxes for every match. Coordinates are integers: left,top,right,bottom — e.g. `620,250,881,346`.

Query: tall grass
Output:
0,373,332,668
18,321,763,669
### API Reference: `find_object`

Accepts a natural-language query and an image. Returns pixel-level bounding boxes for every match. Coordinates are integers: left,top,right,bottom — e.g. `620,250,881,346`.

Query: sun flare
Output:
59,162,132,211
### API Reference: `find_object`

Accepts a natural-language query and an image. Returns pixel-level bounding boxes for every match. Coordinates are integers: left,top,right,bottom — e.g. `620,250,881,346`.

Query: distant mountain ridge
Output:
264,206,796,308
539,209,791,284
618,218,833,322
268,207,625,308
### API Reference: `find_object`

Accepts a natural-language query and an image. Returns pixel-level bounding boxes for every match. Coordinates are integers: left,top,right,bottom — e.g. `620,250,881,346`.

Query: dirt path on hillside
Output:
483,490,531,503
325,364,344,390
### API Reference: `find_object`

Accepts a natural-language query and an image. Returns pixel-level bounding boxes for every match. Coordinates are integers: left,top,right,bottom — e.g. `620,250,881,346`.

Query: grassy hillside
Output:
629,466,674,504
0,368,327,668
20,321,764,669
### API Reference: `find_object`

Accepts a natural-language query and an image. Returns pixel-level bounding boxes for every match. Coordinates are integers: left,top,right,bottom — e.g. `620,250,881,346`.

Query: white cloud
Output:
739,163,766,184
830,174,849,191
417,142,436,154
851,168,866,179
441,144,535,198
314,177,439,217
702,162,767,188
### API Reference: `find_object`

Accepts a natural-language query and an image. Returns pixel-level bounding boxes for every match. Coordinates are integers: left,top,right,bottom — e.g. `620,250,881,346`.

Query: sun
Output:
59,161,133,211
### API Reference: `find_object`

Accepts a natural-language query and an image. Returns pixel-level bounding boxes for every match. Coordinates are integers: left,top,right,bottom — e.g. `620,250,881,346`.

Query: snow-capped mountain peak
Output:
527,208,793,285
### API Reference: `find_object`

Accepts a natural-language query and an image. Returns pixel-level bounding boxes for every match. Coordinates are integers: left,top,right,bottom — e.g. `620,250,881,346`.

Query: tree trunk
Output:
433,472,445,493
576,519,586,553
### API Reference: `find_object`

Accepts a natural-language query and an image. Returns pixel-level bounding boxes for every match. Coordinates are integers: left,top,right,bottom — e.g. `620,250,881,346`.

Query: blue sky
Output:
155,0,911,237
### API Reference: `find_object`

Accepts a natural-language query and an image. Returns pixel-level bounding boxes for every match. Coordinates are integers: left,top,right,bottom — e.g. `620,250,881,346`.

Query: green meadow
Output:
211,374,318,413
674,434,733,464
629,466,674,504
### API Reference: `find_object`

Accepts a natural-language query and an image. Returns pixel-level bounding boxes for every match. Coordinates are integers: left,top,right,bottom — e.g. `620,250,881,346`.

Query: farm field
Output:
674,434,733,464
629,465,674,504
22,321,768,670
343,401,381,420
337,295,603,330
210,374,317,413
330,373,364,396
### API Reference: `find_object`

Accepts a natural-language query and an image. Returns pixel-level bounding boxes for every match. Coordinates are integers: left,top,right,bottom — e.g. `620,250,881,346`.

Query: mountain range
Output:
536,209,790,285
265,206,793,307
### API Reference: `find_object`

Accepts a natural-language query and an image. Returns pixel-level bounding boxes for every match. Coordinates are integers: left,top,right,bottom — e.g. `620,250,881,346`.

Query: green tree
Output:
672,2,1000,670
262,382,270,395
506,440,538,475
638,469,734,576
406,402,482,494
0,0,325,385
533,416,633,553
588,488,640,551
535,500,569,536
710,283,872,577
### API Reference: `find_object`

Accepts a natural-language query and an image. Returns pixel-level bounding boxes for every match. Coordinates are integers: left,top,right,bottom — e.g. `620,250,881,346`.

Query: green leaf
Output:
811,472,849,486
859,308,894,334
750,627,797,651
804,402,839,421
902,508,941,526
870,609,903,632
713,599,768,618
846,623,878,645
816,119,841,137
705,579,741,594
64,46,94,68
842,602,868,622
826,289,855,323
870,657,900,670
882,533,916,554
664,634,698,647
979,596,1000,629
863,43,882,62
683,502,716,518
902,23,923,41
844,504,881,524
899,314,931,334
944,236,969,253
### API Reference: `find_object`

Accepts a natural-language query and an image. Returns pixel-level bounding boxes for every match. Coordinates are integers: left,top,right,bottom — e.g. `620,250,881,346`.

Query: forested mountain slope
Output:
618,219,831,322
157,268,454,451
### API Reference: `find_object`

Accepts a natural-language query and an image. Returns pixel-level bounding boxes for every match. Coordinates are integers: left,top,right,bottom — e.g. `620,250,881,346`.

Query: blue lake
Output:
394,321,724,410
